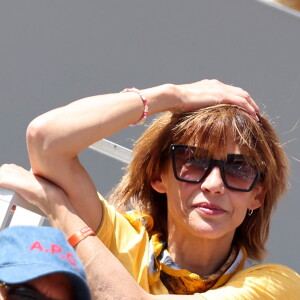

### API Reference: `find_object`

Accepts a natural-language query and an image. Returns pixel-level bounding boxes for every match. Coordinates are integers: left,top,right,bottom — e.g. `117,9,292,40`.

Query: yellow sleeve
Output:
199,264,300,300
96,197,151,292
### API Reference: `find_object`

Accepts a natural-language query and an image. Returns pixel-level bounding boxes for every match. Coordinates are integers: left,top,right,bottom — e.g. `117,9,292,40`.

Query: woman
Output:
1,79,300,299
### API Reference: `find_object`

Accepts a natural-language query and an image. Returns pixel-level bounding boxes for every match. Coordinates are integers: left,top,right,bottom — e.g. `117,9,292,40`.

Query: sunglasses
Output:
2,283,53,300
170,144,261,192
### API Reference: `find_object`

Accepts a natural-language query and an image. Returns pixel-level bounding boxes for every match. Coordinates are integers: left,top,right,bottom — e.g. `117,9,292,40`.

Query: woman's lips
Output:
193,202,227,215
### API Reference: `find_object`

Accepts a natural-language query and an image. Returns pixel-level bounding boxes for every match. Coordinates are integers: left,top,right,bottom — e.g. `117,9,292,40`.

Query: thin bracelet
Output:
121,87,149,126
68,226,96,247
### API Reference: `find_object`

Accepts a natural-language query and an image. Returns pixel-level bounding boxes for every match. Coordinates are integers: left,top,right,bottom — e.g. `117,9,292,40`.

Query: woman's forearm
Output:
47,198,152,300
26,84,177,158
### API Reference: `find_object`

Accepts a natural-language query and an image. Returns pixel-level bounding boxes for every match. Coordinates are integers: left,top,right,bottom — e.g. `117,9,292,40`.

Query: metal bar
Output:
0,187,45,229
11,192,45,217
89,139,132,164
0,188,15,230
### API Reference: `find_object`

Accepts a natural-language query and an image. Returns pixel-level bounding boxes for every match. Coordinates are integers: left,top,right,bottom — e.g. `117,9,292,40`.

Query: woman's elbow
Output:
26,117,53,156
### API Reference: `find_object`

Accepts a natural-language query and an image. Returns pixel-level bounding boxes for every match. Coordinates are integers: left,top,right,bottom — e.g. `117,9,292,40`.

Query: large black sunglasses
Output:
170,144,261,192
2,283,53,300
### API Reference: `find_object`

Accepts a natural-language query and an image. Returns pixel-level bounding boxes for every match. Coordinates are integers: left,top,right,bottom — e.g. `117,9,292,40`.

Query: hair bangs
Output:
171,112,226,157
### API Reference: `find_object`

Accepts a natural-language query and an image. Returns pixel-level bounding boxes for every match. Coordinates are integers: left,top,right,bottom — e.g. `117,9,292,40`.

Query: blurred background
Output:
0,0,299,272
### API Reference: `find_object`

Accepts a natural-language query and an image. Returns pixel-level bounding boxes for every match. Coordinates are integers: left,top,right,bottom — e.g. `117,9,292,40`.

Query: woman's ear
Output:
151,174,167,194
249,184,265,210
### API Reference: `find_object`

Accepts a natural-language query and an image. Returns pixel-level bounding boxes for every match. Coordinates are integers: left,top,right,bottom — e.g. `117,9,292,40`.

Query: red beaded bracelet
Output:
121,87,149,126
68,226,96,247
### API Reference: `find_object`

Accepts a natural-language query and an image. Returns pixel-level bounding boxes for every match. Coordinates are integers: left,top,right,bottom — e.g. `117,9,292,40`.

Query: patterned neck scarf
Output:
148,232,253,294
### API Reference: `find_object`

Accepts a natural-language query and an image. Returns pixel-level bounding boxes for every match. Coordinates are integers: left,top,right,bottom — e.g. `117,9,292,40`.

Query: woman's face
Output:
0,273,73,300
152,140,263,242
28,273,73,300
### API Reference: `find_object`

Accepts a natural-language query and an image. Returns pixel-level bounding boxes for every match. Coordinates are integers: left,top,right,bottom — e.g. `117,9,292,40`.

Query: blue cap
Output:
0,226,91,300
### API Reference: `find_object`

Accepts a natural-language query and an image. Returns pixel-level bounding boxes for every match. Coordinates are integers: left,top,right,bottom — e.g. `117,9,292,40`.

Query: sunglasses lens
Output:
224,155,258,191
172,146,209,183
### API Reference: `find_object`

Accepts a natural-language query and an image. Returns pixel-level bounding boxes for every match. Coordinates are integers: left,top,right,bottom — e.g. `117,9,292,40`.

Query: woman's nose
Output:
200,166,225,194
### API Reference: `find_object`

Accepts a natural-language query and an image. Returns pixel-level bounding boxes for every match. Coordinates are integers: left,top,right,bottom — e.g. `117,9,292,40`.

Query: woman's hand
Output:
0,164,71,222
173,79,259,120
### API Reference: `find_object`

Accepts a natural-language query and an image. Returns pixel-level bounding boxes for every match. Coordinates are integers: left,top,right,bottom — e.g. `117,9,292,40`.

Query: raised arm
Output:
26,80,258,230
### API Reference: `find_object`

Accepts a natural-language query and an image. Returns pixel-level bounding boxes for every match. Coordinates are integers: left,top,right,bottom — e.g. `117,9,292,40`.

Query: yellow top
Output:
97,198,300,299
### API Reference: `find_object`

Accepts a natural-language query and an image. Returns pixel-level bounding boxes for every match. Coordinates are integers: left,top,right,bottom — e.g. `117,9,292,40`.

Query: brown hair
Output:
109,105,289,261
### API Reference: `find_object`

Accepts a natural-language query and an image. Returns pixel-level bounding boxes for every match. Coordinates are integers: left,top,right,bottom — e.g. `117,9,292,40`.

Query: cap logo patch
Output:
30,241,77,268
